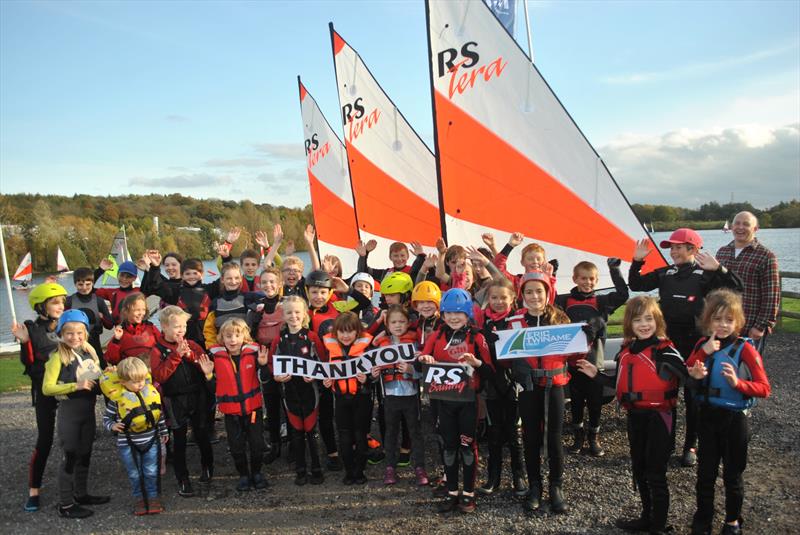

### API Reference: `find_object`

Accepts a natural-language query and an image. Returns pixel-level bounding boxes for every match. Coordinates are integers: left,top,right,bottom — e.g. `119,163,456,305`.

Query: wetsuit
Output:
66,292,112,363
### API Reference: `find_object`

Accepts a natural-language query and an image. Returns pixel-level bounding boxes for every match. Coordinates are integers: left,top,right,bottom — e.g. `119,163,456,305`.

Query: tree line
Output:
632,200,799,230
0,194,313,274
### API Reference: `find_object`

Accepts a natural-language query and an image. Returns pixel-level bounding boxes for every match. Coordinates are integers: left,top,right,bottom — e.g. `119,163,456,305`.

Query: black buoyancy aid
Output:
657,263,707,323
67,293,104,335
56,350,98,400
213,292,247,329
177,285,211,322
22,319,60,377
616,340,680,411
482,309,516,398
153,340,203,397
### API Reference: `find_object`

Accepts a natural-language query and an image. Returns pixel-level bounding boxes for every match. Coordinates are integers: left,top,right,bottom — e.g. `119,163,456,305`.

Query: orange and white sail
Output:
298,77,361,276
425,0,665,291
56,247,71,273
329,24,443,262
12,252,32,283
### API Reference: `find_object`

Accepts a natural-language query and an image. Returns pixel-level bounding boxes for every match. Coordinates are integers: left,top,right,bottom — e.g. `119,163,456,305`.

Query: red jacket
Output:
95,286,141,325
104,321,160,365
420,326,494,391
149,333,207,389
209,343,262,416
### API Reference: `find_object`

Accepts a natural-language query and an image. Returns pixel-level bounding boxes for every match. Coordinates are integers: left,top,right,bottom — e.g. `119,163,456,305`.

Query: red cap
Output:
659,228,703,249
518,270,551,298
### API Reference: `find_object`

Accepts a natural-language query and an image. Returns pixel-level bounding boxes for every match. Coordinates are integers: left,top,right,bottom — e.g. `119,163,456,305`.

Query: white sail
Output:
56,247,71,273
12,252,32,282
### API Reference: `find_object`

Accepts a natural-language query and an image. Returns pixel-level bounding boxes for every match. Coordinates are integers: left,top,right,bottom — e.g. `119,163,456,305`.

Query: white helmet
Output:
350,272,375,291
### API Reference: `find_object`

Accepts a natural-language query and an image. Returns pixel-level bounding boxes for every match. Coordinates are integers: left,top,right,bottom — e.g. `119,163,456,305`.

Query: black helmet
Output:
306,270,332,289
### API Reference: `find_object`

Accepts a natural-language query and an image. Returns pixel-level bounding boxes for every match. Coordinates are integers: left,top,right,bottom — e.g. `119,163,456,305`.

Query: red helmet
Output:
517,271,551,299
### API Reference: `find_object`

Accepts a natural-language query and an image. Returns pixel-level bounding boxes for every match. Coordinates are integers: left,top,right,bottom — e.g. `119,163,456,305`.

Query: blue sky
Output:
1,0,798,209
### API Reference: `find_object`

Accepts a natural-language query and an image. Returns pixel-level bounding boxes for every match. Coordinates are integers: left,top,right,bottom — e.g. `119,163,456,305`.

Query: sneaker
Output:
367,448,386,465
437,494,459,513
383,467,398,485
414,467,429,486
326,455,343,472
74,494,110,505
397,450,411,467
432,479,449,498
58,503,93,519
458,495,476,514
199,465,213,483
134,499,148,516
294,472,308,486
342,475,355,485
681,448,697,467
252,473,269,490
236,475,252,492
309,471,325,485
354,473,368,485
146,498,164,515
720,523,742,535
615,516,651,532
178,479,195,497
24,495,40,512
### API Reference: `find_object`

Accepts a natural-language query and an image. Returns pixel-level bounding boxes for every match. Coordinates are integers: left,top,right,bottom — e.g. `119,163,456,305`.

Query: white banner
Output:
273,343,416,380
494,323,588,359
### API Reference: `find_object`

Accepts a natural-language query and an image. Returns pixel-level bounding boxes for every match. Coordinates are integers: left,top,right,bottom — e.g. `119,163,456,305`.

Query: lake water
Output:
1,229,797,348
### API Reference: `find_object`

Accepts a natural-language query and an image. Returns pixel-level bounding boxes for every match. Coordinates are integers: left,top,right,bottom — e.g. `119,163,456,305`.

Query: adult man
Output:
715,211,780,353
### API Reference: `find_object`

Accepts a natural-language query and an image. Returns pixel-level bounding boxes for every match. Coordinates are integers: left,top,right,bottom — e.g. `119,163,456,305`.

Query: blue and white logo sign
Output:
495,323,588,360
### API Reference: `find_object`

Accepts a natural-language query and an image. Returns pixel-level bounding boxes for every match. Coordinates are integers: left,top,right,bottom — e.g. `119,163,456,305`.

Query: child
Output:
141,252,183,308
629,229,742,466
95,259,141,324
104,293,161,366
281,255,307,299
577,296,686,534
476,278,527,497
356,239,427,283
269,296,327,485
555,258,628,457
321,312,374,484
686,289,770,535
42,310,108,519
202,318,270,491
506,272,571,514
203,262,261,348
419,288,494,514
66,267,112,361
11,282,68,512
371,305,428,486
103,357,169,515
410,280,442,346
150,306,214,497
238,249,263,292
348,272,381,333
488,232,557,302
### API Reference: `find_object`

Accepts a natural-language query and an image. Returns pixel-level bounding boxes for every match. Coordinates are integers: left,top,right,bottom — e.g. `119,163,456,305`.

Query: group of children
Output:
11,224,770,535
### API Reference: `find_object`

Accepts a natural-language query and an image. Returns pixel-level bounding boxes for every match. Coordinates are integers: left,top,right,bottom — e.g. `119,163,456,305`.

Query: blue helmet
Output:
56,309,90,335
118,261,138,277
439,288,474,319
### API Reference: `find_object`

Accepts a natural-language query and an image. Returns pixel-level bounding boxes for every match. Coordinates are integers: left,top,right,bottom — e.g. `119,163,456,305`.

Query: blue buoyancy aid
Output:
697,337,755,411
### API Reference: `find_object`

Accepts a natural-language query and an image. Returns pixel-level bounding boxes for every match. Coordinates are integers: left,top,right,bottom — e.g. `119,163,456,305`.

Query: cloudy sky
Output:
1,0,798,209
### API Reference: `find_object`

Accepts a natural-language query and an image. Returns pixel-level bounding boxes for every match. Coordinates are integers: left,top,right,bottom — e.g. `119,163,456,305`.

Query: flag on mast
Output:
425,0,665,291
298,77,361,276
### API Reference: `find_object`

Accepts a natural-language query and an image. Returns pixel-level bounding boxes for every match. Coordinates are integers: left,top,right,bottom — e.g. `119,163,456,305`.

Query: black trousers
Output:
167,393,214,481
224,410,264,477
57,397,96,505
627,408,676,531
334,392,372,477
319,388,338,456
438,399,479,493
262,380,283,443
384,395,424,469
376,387,411,450
691,406,749,531
485,396,524,479
666,323,700,450
29,377,58,489
284,380,320,474
518,386,565,485
568,368,603,430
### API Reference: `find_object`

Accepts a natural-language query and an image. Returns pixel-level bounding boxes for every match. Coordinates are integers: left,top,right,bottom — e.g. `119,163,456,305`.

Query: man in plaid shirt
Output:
715,211,780,353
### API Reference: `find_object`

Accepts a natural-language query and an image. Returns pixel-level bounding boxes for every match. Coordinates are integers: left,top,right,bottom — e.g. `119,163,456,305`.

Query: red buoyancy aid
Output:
310,305,339,336
256,304,284,347
375,332,418,383
210,343,263,416
105,322,160,365
176,287,211,322
322,334,373,395
564,295,599,313
506,313,570,387
616,340,679,411
240,276,261,293
423,327,489,391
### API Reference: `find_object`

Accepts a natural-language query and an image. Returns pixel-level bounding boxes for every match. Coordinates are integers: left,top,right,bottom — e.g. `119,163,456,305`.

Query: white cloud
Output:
601,123,800,207
128,173,232,188
252,143,305,161
204,158,269,168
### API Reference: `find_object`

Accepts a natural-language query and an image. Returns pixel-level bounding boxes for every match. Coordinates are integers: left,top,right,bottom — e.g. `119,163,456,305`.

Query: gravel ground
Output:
1,333,798,534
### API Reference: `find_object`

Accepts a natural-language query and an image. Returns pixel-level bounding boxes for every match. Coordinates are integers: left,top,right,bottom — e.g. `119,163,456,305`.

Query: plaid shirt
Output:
716,238,780,332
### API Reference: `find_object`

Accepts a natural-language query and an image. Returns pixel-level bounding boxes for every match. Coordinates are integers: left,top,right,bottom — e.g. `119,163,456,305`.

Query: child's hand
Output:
113,326,124,340
372,330,387,346
409,241,424,256
284,240,296,256
397,361,410,374
254,230,270,249
322,255,337,273
226,227,241,244
198,353,214,376
435,237,447,254
257,345,270,366
508,232,524,247
575,359,598,378
365,239,377,253
216,241,232,257
275,374,291,383
323,378,333,389
178,338,192,358
271,223,283,244
303,224,316,244
481,233,495,249
303,376,314,383
633,239,651,262
544,261,554,277
77,379,96,391
607,257,622,269
370,366,382,378
111,422,125,433
460,352,481,367
11,321,29,343
702,333,720,354
688,361,707,380
99,258,113,271
331,276,348,294
355,240,368,257
148,249,162,266
695,251,720,271
418,354,435,365
422,253,438,270
466,246,487,267
105,365,117,374
356,373,367,384
720,362,739,388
